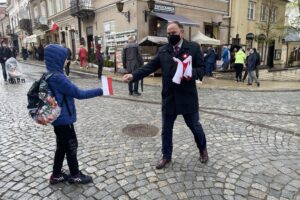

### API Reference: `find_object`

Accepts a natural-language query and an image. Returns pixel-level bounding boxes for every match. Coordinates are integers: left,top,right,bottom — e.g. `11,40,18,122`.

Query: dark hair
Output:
253,48,257,53
168,21,184,29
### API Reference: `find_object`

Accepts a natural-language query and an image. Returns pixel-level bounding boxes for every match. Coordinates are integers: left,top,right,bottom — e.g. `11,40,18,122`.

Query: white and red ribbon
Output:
101,76,114,96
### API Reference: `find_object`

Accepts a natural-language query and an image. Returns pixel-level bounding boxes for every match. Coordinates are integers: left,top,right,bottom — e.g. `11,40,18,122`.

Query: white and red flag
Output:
101,76,114,96
51,21,59,33
172,56,193,84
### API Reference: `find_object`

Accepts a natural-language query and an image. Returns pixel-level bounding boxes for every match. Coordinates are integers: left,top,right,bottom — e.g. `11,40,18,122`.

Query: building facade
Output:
82,0,230,58
230,0,288,67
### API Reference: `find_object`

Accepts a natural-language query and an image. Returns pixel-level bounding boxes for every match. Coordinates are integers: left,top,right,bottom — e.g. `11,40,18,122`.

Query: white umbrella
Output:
192,31,221,45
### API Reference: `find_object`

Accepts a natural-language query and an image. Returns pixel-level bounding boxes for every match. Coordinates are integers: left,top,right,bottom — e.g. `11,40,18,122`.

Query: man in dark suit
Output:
123,21,208,169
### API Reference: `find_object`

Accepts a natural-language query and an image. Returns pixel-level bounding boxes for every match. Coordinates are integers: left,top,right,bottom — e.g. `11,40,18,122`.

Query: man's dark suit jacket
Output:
132,39,205,115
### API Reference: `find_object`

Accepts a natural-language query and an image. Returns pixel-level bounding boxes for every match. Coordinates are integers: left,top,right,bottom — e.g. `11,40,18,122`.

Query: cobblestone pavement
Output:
0,63,300,200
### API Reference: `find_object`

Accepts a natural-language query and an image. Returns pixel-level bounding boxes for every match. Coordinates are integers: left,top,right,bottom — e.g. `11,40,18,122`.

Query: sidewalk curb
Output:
19,60,300,92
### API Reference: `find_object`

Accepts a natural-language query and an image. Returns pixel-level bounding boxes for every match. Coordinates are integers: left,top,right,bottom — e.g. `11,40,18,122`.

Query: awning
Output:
192,31,221,45
24,34,38,43
150,12,199,27
139,36,168,46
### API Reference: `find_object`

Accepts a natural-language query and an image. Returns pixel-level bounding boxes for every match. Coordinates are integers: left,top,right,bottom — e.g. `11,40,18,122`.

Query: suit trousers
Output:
128,80,139,93
162,112,207,160
53,124,79,176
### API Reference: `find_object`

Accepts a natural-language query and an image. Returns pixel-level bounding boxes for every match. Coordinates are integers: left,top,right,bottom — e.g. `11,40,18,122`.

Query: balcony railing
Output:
19,19,31,32
70,0,95,18
33,16,49,30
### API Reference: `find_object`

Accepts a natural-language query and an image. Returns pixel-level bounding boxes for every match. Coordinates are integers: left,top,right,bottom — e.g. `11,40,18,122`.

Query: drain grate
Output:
122,124,159,137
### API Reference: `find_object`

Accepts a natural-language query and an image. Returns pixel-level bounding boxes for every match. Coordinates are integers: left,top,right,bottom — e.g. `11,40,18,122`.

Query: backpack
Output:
27,73,61,125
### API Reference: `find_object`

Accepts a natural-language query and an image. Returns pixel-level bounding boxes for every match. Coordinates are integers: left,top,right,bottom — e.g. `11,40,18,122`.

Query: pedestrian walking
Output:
0,42,12,82
96,44,104,79
204,46,216,76
123,21,208,169
78,45,87,69
62,42,72,76
242,48,251,83
234,48,246,82
21,46,28,60
253,48,261,78
44,44,103,184
246,48,260,87
122,36,144,96
221,46,230,71
38,44,44,61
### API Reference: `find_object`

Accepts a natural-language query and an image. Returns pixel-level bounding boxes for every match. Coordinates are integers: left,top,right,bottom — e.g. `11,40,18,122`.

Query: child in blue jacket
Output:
44,44,103,184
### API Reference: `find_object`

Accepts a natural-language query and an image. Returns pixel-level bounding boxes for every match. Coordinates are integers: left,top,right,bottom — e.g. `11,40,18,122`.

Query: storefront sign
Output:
154,4,175,14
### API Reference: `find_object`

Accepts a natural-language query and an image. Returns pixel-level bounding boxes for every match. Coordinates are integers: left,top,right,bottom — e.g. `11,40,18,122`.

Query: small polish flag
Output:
101,76,114,96
51,21,59,33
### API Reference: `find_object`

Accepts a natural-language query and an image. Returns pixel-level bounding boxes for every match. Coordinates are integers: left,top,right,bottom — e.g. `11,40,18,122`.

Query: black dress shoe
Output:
129,92,133,95
133,91,141,96
156,159,171,169
200,148,209,163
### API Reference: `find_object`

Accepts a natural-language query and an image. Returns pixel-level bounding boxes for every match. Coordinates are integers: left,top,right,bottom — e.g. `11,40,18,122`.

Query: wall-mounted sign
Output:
154,4,175,14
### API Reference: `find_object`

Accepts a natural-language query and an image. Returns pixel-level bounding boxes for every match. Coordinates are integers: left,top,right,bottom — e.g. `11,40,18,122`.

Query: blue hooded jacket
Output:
45,44,103,126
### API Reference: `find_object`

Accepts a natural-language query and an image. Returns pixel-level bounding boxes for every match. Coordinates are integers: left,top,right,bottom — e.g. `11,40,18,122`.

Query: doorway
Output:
267,40,275,68
70,30,76,60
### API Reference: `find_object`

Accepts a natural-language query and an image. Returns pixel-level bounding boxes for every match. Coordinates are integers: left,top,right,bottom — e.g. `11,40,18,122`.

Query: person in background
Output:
22,46,28,60
78,45,87,69
204,46,216,77
62,42,72,77
0,41,12,82
38,44,44,61
96,44,104,79
122,36,144,96
221,46,230,71
234,48,246,82
246,48,260,87
253,48,261,78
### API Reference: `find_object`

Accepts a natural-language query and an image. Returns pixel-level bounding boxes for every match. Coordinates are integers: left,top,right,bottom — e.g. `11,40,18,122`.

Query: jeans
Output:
162,112,207,159
1,62,7,81
128,80,139,93
65,61,70,76
205,63,214,76
248,70,260,84
53,124,79,176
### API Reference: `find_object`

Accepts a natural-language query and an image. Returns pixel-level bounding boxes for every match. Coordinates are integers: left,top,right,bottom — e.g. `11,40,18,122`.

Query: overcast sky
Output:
0,0,6,3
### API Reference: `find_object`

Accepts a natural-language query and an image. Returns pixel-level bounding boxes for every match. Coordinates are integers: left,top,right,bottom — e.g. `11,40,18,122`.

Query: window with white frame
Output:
47,0,54,16
248,1,255,20
34,6,39,19
41,1,47,17
271,7,277,23
260,4,267,21
56,0,61,13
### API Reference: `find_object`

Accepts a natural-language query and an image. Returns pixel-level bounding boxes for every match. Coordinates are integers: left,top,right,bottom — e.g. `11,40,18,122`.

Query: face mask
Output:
168,34,181,46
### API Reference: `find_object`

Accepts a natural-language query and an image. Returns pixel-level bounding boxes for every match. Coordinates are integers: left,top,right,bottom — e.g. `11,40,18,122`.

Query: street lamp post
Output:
144,0,155,22
116,1,130,23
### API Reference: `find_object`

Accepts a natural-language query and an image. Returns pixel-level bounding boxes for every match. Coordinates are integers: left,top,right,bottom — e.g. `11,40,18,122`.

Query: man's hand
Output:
123,74,133,83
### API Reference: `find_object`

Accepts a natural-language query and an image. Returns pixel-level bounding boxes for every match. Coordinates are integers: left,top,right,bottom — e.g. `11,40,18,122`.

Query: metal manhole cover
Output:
122,124,159,137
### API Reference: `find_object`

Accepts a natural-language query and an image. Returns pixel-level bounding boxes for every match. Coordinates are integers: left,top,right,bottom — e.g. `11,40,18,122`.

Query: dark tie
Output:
174,45,179,55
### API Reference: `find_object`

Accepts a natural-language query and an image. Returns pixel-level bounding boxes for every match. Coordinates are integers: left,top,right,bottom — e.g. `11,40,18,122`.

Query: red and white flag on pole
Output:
51,21,59,33
101,76,114,96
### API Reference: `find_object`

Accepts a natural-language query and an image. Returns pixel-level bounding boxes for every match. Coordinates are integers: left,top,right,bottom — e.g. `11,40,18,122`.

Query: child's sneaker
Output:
68,171,93,184
49,171,69,185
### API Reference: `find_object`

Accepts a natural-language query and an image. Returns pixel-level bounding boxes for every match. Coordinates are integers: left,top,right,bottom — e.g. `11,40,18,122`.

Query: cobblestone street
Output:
0,63,300,200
